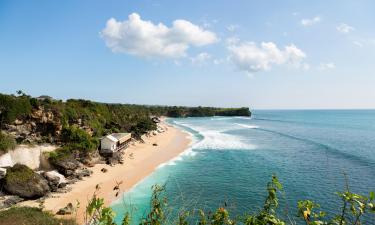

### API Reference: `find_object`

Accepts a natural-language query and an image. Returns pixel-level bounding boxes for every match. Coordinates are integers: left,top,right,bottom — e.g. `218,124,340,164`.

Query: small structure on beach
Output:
151,117,161,124
100,133,132,154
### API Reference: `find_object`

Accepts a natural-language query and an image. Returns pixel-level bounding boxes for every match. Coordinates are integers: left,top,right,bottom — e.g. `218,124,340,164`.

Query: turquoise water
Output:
112,110,375,224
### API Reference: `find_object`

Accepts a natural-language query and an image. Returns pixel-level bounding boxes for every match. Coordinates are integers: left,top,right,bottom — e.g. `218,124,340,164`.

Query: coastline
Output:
21,120,192,224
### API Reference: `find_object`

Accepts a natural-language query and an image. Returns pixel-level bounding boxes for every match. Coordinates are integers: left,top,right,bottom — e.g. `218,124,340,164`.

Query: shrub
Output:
130,118,157,138
0,207,76,225
61,125,98,152
0,131,16,154
84,176,374,225
0,93,32,125
48,146,74,164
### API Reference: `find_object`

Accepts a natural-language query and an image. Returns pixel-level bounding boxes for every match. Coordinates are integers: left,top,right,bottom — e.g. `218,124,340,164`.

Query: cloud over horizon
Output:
101,13,218,58
227,41,307,73
336,23,354,33
318,62,336,70
301,16,321,26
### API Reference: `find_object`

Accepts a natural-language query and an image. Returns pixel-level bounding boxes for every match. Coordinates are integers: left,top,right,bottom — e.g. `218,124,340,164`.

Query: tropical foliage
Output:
82,176,375,225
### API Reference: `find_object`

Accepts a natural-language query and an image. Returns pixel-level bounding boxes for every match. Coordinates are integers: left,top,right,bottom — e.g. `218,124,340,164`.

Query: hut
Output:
100,133,131,154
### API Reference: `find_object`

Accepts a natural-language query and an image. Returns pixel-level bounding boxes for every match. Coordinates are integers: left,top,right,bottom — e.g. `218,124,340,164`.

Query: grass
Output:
0,207,77,225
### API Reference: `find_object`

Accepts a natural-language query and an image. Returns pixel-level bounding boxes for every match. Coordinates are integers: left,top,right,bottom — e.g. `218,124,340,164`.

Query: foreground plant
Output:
82,176,374,225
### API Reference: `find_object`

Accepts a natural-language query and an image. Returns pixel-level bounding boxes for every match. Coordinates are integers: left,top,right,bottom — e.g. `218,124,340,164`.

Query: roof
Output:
104,133,131,144
104,135,118,142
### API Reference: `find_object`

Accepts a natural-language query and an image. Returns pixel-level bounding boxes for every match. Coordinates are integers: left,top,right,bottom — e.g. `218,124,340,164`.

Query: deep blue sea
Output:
112,110,375,224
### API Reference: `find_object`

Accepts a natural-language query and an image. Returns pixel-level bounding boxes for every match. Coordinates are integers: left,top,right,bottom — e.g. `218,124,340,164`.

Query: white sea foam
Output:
182,124,255,150
235,116,252,120
210,117,231,121
235,123,259,129
156,147,198,169
193,131,256,150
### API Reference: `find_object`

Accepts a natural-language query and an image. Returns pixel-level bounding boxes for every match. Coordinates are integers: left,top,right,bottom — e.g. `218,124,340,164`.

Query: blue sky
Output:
1,0,374,109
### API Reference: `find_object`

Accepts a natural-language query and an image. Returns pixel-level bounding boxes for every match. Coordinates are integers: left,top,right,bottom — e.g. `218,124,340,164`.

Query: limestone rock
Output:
3,164,50,199
52,157,80,176
42,170,67,191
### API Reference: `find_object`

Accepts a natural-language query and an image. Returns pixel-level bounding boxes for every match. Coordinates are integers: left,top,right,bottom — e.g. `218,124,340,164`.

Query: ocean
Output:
111,110,375,224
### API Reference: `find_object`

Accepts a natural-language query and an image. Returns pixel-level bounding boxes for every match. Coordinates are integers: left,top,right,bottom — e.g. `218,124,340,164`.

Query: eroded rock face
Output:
3,164,50,199
4,106,63,144
0,168,6,179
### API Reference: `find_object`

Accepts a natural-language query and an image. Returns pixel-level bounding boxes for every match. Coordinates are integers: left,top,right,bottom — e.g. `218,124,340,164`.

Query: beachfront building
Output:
100,133,132,154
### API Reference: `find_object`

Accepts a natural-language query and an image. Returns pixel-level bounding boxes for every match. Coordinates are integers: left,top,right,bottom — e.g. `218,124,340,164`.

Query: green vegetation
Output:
5,164,37,184
0,92,250,154
0,207,77,225
163,106,251,118
61,125,99,152
0,92,32,126
0,131,16,154
48,145,77,165
82,176,374,225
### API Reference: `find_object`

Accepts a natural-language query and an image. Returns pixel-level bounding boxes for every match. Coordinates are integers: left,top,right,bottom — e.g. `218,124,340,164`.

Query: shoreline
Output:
21,120,192,224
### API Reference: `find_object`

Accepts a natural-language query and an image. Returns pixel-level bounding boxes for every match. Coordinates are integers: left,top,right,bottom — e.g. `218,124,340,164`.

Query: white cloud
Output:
353,41,364,47
191,52,211,65
336,23,354,33
226,24,239,32
101,13,218,58
213,58,226,65
227,41,306,73
301,16,321,26
352,38,375,48
318,62,335,70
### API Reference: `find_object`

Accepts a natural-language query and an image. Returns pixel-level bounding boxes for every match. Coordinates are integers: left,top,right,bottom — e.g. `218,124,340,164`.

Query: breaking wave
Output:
182,124,256,150
235,123,259,129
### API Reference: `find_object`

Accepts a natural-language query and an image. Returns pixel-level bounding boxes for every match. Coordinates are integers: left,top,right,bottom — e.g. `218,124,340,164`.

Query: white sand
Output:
22,124,191,224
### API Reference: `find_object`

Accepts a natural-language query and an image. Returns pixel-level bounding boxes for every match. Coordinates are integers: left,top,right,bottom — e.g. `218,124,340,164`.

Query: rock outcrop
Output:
0,168,6,179
4,106,62,144
3,164,50,199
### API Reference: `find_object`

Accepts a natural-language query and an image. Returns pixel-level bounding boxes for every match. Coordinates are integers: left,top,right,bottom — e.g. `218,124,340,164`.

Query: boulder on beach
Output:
42,170,67,191
0,195,24,209
3,164,50,199
56,202,74,215
51,156,80,176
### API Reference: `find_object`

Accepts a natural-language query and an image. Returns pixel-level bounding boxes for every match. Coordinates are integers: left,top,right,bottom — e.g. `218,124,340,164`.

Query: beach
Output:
22,122,191,224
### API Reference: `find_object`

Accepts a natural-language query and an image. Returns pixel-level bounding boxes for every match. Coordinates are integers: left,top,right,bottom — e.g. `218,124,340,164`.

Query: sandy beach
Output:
22,122,191,224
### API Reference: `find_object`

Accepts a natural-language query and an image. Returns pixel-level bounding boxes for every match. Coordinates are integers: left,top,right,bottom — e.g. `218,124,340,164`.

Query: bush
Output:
0,94,32,125
130,118,157,138
0,132,16,154
86,176,374,225
48,146,73,164
61,125,98,151
0,207,76,225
